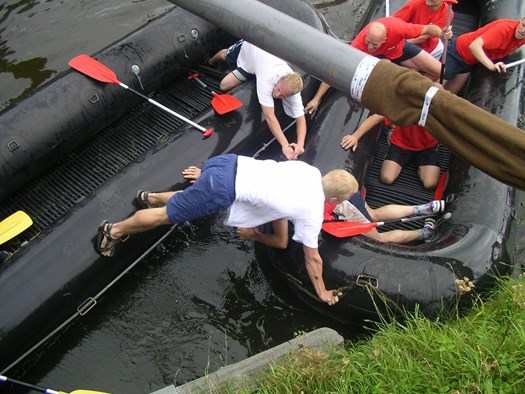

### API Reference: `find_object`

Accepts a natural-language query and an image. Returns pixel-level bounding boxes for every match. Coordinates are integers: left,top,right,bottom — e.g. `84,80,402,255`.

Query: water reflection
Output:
0,0,172,110
0,54,54,109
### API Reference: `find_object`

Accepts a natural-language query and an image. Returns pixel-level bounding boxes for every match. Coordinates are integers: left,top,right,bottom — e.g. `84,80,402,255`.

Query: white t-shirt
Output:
224,156,324,248
236,42,305,119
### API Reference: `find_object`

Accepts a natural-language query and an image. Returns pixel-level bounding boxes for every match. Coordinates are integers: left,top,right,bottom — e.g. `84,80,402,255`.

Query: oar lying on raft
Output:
170,0,525,191
188,72,243,114
68,54,213,138
0,374,109,394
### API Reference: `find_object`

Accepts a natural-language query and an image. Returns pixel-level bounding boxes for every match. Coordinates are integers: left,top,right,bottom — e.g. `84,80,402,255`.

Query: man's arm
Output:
469,37,506,73
261,104,295,160
289,114,306,159
422,25,452,40
237,219,289,249
304,82,331,114
303,245,340,306
406,35,431,45
341,113,384,151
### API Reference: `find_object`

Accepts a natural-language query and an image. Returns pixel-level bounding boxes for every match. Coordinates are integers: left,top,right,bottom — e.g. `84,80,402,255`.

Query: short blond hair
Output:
280,72,303,95
322,169,358,202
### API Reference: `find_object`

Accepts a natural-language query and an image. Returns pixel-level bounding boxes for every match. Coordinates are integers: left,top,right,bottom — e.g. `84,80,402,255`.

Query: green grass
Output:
231,274,525,393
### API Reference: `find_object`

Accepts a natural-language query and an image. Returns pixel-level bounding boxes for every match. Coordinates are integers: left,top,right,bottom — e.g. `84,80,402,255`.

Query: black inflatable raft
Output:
0,0,327,373
259,0,524,325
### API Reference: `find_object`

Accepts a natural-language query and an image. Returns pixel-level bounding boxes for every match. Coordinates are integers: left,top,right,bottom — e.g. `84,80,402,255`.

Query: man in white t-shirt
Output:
96,154,358,306
209,40,307,161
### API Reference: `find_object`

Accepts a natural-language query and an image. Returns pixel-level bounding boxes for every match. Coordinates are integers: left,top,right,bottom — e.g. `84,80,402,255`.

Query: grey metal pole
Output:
168,0,368,98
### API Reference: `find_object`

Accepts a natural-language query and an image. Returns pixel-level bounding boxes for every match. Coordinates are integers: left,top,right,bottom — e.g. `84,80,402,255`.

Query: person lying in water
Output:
325,173,445,244
96,154,358,306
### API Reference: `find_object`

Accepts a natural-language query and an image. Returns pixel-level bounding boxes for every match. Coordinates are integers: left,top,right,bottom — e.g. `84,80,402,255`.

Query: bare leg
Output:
401,51,441,81
220,72,244,91
418,165,440,189
366,202,414,222
364,227,420,244
108,207,171,240
208,48,227,66
98,207,172,256
237,219,289,249
443,73,470,94
139,191,179,207
380,160,403,185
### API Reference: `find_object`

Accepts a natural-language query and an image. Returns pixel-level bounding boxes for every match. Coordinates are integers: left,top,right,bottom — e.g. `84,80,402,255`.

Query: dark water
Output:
2,1,524,393
0,1,371,393
0,0,173,111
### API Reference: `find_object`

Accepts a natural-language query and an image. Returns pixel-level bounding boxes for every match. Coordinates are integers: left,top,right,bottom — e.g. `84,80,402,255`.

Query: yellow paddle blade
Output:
0,211,33,245
61,390,111,394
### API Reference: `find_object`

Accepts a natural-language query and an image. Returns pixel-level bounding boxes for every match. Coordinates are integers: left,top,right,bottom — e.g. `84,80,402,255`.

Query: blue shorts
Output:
166,154,237,224
443,38,474,80
385,143,440,168
225,40,252,81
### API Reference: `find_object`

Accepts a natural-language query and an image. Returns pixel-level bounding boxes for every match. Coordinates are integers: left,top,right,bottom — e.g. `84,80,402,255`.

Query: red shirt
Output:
390,125,438,151
456,19,525,64
393,0,454,53
351,17,425,60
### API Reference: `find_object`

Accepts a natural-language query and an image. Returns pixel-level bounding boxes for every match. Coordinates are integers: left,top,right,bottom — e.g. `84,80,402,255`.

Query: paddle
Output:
0,375,109,394
68,54,213,138
187,72,243,114
0,211,33,245
322,213,441,238
505,58,525,69
439,1,456,84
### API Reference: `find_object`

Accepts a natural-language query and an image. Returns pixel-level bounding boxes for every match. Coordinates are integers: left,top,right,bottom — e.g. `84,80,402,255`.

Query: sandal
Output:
96,220,118,257
136,190,161,208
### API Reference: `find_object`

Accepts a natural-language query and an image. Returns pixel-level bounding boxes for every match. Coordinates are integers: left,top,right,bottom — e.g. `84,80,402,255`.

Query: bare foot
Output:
182,166,201,183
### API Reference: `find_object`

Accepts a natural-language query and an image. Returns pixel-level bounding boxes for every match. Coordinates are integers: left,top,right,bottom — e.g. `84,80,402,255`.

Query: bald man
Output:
305,16,451,113
352,17,451,80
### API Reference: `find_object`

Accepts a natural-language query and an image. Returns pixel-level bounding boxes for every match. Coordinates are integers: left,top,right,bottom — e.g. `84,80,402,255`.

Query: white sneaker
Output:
424,217,436,230
422,218,436,241
430,200,445,213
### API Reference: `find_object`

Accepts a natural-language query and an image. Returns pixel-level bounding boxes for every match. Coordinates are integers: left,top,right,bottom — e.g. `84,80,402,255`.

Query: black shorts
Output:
225,40,252,81
443,37,474,80
385,143,439,168
378,41,423,64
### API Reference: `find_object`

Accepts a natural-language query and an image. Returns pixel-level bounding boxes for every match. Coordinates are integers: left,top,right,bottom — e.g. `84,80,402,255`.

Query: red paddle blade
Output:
68,54,121,85
322,221,377,238
211,92,243,115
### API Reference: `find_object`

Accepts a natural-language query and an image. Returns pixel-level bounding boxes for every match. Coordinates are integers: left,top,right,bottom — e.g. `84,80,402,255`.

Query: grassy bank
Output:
234,274,525,393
